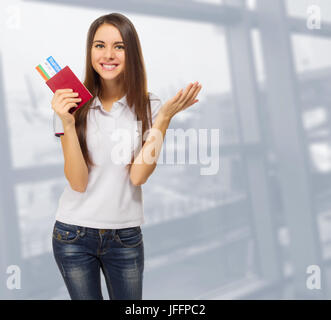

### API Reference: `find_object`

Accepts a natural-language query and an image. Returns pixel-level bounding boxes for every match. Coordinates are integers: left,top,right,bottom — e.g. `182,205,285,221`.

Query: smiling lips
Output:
100,63,119,71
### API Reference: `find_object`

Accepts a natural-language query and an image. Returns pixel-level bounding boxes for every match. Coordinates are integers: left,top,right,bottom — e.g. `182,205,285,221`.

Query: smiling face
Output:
91,23,125,82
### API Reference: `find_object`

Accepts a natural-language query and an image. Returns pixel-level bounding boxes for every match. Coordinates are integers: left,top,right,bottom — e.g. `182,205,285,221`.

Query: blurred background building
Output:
1,0,331,299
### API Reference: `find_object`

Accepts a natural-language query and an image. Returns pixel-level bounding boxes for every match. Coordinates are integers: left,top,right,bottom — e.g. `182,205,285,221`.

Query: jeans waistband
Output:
54,220,141,238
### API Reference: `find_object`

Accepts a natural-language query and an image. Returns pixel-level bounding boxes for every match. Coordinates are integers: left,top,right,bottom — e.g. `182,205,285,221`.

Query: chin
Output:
100,68,123,77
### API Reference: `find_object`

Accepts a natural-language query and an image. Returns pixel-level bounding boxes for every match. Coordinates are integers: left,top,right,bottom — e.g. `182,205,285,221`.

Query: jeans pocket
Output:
115,227,143,248
52,221,81,244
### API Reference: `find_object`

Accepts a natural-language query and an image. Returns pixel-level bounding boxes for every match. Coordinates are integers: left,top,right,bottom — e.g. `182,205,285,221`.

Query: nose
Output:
104,46,116,60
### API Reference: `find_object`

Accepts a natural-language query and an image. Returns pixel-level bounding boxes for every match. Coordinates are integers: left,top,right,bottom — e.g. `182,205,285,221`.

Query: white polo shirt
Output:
53,92,163,229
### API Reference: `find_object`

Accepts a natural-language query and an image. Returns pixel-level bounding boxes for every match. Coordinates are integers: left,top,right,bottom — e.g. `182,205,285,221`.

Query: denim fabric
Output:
52,220,144,300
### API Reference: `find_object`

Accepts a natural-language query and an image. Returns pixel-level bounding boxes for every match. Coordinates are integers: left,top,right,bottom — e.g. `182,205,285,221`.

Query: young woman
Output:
51,12,202,300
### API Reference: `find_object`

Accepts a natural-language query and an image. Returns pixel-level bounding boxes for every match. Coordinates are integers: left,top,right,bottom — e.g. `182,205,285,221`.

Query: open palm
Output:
160,82,202,120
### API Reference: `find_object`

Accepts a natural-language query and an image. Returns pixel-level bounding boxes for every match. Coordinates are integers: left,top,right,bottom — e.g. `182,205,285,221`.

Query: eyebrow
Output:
93,40,124,44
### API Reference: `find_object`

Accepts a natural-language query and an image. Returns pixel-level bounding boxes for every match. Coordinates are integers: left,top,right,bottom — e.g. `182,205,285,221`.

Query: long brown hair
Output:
74,13,152,173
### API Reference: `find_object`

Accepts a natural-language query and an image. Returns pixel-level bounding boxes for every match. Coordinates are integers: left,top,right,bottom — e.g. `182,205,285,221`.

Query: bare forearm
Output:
129,82,202,186
130,112,171,185
60,124,89,192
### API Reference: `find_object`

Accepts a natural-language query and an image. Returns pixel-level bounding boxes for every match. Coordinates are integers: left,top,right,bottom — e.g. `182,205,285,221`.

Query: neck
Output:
100,76,125,102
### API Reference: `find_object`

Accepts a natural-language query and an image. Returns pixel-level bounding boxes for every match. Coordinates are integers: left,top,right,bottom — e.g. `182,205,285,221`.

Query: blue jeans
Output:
52,220,144,300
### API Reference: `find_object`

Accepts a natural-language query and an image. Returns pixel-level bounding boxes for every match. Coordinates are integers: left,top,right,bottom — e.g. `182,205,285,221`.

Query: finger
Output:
173,89,184,102
182,82,200,105
187,82,200,98
63,102,78,114
182,99,199,111
191,84,202,100
177,83,193,105
54,92,77,105
178,83,194,104
61,92,80,98
55,89,73,96
57,98,81,111
63,97,82,106
182,85,202,110
58,92,80,103
189,83,201,97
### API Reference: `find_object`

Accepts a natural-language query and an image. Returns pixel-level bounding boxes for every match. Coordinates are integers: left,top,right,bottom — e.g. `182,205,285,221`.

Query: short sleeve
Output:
148,92,163,126
53,111,64,137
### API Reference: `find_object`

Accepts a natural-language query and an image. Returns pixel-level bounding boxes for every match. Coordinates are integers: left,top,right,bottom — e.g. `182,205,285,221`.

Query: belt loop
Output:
78,226,86,237
111,229,117,239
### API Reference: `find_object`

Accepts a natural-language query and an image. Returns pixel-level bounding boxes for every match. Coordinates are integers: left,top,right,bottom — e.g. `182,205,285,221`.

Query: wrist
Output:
63,123,76,132
157,110,172,123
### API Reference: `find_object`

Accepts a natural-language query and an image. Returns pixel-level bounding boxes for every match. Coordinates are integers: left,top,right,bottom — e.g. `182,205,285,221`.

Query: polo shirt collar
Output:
91,94,128,116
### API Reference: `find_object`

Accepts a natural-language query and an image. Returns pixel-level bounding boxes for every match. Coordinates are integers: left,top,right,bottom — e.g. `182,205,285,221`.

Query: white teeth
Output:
102,64,117,69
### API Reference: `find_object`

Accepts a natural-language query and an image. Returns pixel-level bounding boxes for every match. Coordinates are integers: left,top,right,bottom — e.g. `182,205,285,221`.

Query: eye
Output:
94,44,125,49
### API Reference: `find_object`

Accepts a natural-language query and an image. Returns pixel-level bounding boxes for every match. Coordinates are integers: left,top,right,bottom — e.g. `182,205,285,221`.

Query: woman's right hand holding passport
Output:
51,89,81,129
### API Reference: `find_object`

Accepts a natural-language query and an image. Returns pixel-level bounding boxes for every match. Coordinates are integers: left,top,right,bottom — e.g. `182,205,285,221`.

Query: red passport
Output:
46,66,93,113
